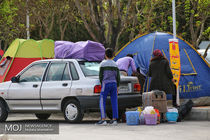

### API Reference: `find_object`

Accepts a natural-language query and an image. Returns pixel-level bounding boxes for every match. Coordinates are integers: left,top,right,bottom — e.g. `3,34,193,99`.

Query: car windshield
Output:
79,61,100,76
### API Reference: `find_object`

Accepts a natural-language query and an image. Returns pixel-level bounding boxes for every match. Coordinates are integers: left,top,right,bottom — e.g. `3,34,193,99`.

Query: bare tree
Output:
29,0,56,39
75,0,135,51
55,0,77,40
189,0,209,49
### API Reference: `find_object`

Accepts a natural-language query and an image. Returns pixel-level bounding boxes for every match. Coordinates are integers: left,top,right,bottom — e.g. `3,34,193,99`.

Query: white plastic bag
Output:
143,106,155,114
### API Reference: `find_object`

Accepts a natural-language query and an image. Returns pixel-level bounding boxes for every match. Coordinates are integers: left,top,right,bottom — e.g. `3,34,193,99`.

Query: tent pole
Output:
172,0,176,39
172,0,180,106
26,0,30,39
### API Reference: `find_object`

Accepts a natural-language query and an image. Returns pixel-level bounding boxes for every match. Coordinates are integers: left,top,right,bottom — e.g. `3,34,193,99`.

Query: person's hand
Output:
117,87,119,95
172,79,176,83
132,72,138,76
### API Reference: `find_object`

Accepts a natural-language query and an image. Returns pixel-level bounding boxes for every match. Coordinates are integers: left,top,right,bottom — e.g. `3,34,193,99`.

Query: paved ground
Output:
185,106,210,121
1,113,210,140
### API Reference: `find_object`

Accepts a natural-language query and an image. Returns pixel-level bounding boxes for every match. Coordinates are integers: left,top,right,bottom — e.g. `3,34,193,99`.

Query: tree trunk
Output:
3,42,8,51
39,25,43,39
60,21,68,40
0,40,2,50
75,0,99,42
44,14,54,38
203,44,210,58
75,0,132,51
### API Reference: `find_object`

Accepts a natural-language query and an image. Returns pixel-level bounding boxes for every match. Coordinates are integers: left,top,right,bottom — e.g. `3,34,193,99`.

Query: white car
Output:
0,59,141,123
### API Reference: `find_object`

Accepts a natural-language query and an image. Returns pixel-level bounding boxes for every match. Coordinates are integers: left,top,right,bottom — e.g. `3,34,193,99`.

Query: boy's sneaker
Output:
95,120,107,126
109,120,118,125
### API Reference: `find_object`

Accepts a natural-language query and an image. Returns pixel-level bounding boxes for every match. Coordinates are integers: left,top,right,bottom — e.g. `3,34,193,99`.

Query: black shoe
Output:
95,120,107,126
109,120,118,125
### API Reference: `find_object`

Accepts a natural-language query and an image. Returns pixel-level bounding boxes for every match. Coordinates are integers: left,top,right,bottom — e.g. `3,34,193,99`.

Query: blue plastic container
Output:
166,112,179,122
125,111,140,125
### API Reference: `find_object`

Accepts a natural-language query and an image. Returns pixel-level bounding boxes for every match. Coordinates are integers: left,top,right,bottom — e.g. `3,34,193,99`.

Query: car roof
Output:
32,59,101,63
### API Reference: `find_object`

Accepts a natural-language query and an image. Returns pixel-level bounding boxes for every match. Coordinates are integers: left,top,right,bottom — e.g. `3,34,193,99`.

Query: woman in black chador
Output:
148,49,177,107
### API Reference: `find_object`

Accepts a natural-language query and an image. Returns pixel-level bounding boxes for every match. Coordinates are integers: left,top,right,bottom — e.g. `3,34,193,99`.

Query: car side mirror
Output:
11,77,19,83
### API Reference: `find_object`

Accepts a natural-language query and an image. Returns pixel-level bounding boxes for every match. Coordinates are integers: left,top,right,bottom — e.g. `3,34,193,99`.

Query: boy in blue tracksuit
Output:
96,48,120,125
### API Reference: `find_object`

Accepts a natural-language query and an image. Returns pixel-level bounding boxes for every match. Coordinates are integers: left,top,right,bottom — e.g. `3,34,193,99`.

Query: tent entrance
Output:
181,49,197,75
180,49,197,76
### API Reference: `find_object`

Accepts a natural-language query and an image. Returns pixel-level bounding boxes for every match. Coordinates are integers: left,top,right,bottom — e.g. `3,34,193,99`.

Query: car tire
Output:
0,100,8,122
106,109,125,121
35,113,51,120
63,99,84,123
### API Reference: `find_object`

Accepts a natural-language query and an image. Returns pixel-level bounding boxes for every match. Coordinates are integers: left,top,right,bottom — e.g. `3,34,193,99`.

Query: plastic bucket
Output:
166,112,178,122
125,111,140,125
144,114,157,125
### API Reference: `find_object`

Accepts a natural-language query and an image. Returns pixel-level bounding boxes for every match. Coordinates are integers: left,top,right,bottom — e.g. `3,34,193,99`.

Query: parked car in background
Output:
197,49,210,64
0,59,141,123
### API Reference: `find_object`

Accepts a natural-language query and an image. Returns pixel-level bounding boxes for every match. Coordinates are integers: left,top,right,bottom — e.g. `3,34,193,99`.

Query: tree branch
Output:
88,0,100,32
203,44,210,58
98,0,106,43
196,17,208,47
189,1,196,46
75,0,99,42
106,0,113,44
116,0,122,28
122,0,131,27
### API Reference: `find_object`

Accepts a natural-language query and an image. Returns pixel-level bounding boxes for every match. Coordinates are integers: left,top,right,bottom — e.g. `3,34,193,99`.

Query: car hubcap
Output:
65,103,78,121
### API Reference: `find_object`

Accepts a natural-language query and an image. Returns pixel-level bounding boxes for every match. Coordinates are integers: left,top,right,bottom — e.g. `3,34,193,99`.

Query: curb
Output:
185,107,210,121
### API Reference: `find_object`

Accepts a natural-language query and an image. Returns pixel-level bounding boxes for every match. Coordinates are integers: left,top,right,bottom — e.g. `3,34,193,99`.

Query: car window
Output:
19,63,47,82
69,63,79,80
63,65,71,81
79,61,100,76
46,63,70,81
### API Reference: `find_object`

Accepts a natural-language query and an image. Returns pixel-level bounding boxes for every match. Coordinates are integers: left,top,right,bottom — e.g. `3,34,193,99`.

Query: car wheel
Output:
35,113,51,120
106,109,125,121
63,99,84,123
0,100,8,122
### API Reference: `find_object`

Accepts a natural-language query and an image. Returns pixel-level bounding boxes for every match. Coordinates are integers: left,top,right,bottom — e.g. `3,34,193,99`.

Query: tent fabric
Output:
114,32,210,99
0,50,4,56
2,58,41,82
0,39,54,82
3,39,54,58
54,40,105,61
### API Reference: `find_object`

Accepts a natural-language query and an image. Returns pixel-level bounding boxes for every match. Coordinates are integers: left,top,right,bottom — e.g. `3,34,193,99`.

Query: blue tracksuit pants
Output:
100,82,118,119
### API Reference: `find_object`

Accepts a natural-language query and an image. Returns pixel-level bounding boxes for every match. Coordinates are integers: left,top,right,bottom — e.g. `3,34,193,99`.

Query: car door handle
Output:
33,84,38,88
62,83,68,87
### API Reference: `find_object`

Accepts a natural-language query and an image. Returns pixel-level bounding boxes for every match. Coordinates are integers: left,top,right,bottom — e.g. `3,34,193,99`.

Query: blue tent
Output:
114,32,210,99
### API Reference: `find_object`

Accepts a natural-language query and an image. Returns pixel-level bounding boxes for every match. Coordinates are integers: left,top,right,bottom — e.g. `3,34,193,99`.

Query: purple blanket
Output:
54,40,105,61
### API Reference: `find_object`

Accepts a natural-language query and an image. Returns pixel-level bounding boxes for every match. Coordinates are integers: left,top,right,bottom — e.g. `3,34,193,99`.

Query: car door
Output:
40,62,72,110
7,62,48,111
